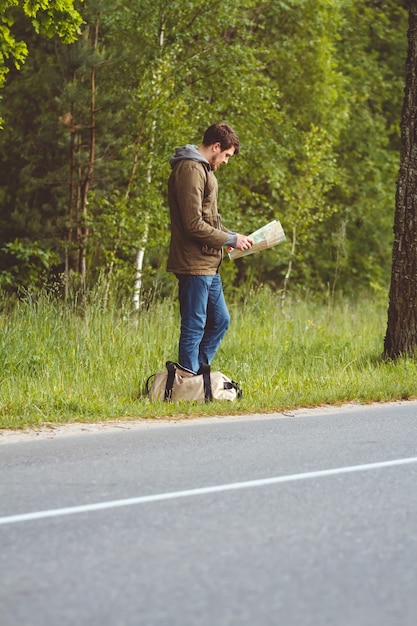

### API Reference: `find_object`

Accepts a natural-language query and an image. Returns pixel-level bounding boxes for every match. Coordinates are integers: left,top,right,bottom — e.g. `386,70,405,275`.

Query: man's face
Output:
209,143,236,171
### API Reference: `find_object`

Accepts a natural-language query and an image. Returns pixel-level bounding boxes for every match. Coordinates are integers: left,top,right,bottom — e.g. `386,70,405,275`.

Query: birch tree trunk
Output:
132,121,154,311
384,2,417,358
132,20,164,310
132,220,149,310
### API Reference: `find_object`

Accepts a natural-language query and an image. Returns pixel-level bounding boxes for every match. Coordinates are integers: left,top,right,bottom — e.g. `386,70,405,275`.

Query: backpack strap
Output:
145,373,156,395
164,361,177,402
198,364,212,402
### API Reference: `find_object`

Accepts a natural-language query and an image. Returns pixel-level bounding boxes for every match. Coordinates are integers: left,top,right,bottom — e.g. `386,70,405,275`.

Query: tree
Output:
86,0,273,303
0,0,408,300
330,0,407,297
384,2,417,358
0,0,83,92
231,0,349,296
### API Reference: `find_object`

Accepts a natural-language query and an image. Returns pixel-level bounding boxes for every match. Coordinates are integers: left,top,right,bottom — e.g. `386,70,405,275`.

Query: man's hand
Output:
234,234,254,251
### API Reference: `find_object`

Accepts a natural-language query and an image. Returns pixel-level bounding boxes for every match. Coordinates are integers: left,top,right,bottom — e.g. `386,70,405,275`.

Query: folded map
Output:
227,220,286,260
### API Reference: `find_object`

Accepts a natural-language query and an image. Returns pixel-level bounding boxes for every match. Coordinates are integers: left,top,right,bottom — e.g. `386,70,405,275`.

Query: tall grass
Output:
1,288,416,429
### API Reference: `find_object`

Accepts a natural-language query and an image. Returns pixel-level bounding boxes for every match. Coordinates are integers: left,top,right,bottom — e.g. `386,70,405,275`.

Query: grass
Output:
0,287,416,429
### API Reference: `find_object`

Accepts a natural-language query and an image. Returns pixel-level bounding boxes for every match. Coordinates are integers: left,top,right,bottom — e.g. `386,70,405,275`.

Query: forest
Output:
0,0,409,305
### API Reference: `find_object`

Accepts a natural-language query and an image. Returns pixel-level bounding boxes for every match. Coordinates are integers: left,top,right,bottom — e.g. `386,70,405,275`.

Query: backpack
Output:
145,361,242,403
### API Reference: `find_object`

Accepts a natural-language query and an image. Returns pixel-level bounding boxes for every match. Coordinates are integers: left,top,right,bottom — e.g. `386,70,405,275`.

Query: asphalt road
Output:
1,402,417,626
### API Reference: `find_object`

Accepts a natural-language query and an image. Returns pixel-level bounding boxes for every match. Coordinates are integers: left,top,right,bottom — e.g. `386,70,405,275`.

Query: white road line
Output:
1,456,417,527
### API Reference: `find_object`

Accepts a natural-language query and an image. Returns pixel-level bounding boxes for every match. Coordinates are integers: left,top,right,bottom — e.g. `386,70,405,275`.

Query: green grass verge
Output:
1,288,415,429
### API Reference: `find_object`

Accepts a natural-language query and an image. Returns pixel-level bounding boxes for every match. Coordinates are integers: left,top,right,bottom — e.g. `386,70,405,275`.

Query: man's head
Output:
199,123,240,171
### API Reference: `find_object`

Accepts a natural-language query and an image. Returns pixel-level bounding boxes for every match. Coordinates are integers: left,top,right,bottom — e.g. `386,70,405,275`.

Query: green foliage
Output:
0,0,83,91
0,0,409,299
0,238,58,289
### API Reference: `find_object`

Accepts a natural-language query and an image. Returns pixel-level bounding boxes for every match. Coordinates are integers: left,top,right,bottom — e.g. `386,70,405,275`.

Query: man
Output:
167,122,253,374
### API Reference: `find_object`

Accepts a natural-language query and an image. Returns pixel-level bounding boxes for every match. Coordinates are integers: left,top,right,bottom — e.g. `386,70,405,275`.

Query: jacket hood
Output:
170,144,210,169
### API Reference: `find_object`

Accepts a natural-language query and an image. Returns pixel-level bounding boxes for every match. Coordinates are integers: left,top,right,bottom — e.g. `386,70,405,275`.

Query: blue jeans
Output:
176,274,230,374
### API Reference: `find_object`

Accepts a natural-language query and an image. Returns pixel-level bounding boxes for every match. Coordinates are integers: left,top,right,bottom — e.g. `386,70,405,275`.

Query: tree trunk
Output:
79,15,99,296
132,221,149,310
132,120,155,311
280,224,296,314
64,101,77,301
384,2,417,358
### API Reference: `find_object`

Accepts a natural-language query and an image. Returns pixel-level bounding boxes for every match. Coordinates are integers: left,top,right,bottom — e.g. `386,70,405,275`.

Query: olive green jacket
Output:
167,158,228,276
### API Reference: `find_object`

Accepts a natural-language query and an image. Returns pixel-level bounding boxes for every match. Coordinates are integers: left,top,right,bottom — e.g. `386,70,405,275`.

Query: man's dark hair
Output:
202,123,240,154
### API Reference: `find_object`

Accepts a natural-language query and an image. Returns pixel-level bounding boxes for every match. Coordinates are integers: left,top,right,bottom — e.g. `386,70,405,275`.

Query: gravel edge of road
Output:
1,399,417,445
